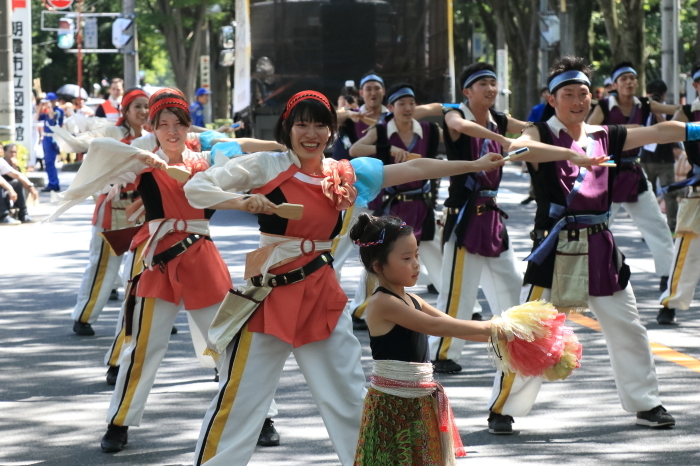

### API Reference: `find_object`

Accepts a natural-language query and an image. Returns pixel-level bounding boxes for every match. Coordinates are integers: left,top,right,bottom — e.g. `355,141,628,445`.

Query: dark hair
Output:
611,61,636,82
540,87,549,95
349,214,414,274
360,70,385,89
692,62,700,82
547,56,593,87
149,91,192,147
3,143,16,152
273,98,337,149
110,78,124,86
646,79,667,99
459,62,496,90
386,82,415,98
121,87,147,129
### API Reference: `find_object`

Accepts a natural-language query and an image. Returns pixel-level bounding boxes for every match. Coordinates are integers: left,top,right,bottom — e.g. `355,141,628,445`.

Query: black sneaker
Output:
520,196,534,205
352,315,368,331
106,366,119,385
101,424,128,452
488,411,514,434
171,325,178,334
656,307,676,325
432,359,462,374
109,289,119,301
471,312,483,321
73,321,95,336
659,276,669,293
213,368,219,383
257,418,280,446
636,405,675,428
426,284,439,294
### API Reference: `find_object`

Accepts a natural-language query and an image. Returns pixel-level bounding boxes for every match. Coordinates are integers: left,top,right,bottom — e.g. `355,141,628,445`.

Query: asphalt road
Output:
1,164,699,466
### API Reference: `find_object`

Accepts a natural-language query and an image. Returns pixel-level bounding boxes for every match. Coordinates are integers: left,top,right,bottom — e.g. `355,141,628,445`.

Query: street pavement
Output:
1,164,699,466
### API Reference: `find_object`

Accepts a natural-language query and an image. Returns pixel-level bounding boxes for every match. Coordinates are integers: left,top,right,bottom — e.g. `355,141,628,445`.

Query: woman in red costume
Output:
184,91,504,466
49,88,233,453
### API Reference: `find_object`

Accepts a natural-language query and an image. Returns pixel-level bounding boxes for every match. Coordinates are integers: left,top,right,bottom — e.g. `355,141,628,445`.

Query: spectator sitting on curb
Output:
4,143,19,170
0,155,38,225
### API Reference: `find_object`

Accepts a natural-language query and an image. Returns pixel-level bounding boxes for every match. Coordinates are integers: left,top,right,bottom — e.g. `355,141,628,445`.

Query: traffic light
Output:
112,18,133,48
57,17,75,49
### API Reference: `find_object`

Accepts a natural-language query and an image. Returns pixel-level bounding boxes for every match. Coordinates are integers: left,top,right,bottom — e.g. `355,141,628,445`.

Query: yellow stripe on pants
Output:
200,324,255,463
113,297,156,426
78,240,113,323
438,246,466,361
661,235,690,308
490,285,545,413
331,203,355,256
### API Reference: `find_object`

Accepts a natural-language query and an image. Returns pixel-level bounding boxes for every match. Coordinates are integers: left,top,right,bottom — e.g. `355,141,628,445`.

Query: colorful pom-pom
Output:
489,300,582,382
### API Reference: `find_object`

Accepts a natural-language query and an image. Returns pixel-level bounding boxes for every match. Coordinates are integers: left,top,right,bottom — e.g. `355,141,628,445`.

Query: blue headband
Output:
388,87,415,105
611,66,637,83
360,74,384,88
463,70,497,90
693,69,700,82
548,70,591,94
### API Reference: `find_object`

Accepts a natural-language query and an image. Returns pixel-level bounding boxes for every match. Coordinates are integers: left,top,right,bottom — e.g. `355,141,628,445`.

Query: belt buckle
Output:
476,204,486,215
286,266,306,285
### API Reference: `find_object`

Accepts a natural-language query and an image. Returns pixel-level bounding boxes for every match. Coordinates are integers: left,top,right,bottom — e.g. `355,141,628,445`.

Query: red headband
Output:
116,89,149,127
282,91,332,119
149,97,190,122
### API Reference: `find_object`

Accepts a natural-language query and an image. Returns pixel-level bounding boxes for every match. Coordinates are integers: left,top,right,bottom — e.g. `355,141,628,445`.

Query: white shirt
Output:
0,158,13,176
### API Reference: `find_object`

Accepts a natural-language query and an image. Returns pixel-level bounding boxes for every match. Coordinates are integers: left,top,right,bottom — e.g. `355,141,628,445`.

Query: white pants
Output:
72,224,126,324
487,284,662,417
194,310,366,466
429,241,522,362
609,187,674,277
660,234,700,311
106,297,221,426
331,204,371,281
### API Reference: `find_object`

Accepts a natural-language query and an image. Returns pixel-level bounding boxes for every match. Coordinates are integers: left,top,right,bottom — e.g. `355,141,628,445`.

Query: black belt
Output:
383,191,433,203
251,252,334,288
530,221,608,241
119,190,140,200
151,233,210,272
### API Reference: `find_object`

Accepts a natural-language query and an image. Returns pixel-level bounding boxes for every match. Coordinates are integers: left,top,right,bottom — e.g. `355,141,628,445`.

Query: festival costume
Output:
660,98,700,311
350,117,442,317
355,287,465,466
429,103,521,364
49,137,232,427
489,116,662,417
52,125,145,327
185,151,381,466
599,96,674,277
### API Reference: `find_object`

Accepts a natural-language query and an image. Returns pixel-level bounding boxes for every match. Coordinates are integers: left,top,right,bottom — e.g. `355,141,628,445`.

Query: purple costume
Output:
599,96,650,203
442,105,508,257
373,119,438,242
524,117,630,296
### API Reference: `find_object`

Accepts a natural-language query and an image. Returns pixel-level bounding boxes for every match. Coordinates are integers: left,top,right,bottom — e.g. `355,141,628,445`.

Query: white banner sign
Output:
233,0,251,113
84,17,98,49
11,0,32,152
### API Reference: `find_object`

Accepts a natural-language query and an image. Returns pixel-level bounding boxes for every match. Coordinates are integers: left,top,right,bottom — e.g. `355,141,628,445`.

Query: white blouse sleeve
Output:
47,138,159,221
184,150,300,208
50,125,124,153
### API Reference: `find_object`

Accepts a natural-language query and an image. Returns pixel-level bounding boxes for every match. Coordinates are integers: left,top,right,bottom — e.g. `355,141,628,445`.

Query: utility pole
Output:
661,0,679,104
0,0,14,141
122,0,139,88
495,20,509,113
539,0,549,89
558,0,574,56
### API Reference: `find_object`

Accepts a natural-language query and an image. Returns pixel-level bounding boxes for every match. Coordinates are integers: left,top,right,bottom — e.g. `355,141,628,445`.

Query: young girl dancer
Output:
350,213,493,466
